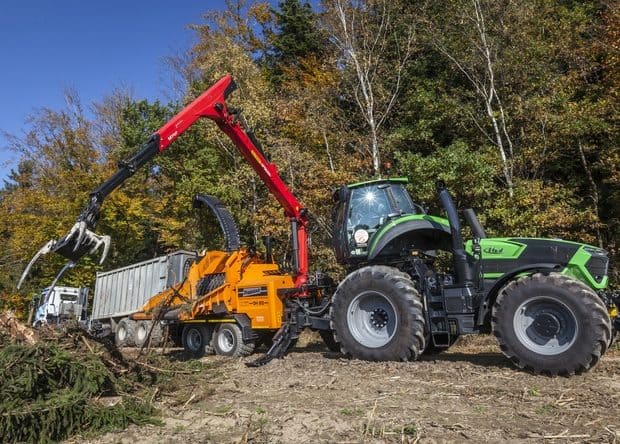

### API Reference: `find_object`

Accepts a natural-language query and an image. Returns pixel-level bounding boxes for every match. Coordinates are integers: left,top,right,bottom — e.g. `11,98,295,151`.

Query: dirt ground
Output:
85,334,620,444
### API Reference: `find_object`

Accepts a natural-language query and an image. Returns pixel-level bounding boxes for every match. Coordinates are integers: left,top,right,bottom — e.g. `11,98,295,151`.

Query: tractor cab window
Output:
390,185,423,215
348,186,392,231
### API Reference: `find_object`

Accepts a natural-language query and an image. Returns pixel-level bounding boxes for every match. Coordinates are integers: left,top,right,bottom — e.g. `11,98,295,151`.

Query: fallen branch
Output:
134,360,199,375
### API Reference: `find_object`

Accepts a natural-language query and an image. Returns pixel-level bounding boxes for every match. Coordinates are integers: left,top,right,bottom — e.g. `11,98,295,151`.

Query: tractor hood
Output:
465,237,609,289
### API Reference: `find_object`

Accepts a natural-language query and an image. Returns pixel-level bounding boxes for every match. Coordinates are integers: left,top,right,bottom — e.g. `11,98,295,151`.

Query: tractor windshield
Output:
348,186,391,230
347,184,420,232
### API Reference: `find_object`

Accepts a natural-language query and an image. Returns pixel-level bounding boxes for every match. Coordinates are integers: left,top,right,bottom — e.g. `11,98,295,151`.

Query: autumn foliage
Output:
1,0,618,310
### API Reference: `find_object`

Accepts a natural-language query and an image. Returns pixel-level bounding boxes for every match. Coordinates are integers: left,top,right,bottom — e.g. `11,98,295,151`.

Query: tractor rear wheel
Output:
182,324,214,358
331,265,426,361
492,273,612,375
213,323,255,357
115,318,136,348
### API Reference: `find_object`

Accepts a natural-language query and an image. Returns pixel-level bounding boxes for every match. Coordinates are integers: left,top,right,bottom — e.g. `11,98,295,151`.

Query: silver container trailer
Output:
90,250,196,344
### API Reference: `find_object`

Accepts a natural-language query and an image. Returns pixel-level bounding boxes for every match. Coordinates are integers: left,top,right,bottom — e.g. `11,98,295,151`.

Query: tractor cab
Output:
332,178,451,265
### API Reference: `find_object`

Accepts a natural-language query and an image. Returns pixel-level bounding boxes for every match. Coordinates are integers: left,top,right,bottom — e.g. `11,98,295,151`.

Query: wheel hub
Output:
347,290,398,348
532,312,561,338
218,329,235,352
513,296,578,356
188,329,202,351
371,308,389,329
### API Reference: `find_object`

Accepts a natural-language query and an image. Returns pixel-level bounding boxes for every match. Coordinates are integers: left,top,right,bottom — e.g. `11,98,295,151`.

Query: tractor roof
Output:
347,177,408,189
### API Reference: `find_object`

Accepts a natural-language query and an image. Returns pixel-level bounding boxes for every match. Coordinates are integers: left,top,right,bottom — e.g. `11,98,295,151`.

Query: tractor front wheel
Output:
493,273,612,375
331,266,426,361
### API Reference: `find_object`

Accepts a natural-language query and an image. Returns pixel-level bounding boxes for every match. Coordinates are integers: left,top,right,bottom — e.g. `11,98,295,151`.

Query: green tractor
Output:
329,178,619,375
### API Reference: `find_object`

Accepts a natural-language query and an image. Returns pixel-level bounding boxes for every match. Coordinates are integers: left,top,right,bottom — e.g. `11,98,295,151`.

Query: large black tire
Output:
492,273,612,376
182,324,214,358
115,318,137,348
135,321,164,348
330,265,426,361
213,323,255,357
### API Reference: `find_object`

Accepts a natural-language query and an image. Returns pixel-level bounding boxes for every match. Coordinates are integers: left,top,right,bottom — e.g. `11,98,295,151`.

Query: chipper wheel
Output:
330,265,426,361
492,273,612,376
114,318,137,348
213,323,256,357
182,324,215,358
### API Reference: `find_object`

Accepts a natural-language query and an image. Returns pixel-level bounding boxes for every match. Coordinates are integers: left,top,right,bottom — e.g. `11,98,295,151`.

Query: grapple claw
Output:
17,240,56,289
99,235,111,264
17,222,112,289
88,234,111,264
73,221,87,252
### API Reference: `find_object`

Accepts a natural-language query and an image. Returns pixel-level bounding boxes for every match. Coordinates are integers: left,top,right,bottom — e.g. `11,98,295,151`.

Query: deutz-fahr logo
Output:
484,246,504,255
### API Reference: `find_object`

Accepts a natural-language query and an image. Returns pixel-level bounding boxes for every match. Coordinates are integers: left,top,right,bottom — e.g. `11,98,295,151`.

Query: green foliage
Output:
264,0,327,83
0,342,158,443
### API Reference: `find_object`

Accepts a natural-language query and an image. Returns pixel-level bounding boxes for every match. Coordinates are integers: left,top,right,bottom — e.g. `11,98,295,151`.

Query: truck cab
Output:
32,286,88,327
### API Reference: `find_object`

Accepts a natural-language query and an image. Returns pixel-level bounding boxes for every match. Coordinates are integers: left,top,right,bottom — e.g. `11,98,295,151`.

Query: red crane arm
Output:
157,75,304,221
20,75,310,290
156,75,308,287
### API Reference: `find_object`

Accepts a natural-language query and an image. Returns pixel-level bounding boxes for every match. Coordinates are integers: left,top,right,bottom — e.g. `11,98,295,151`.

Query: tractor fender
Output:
193,194,241,252
477,263,562,329
368,219,452,260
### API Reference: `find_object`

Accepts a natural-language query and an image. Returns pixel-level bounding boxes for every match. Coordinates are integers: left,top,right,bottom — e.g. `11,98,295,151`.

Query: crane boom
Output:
18,75,309,289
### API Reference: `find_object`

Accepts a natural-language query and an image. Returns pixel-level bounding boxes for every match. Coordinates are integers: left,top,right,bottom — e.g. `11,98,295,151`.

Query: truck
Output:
20,74,619,375
29,251,196,344
89,250,196,346
30,286,89,327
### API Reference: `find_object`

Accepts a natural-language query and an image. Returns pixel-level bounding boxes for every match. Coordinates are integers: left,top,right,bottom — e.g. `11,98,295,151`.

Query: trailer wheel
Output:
331,265,426,362
135,321,164,348
182,324,214,358
493,273,612,375
115,318,136,348
213,323,255,357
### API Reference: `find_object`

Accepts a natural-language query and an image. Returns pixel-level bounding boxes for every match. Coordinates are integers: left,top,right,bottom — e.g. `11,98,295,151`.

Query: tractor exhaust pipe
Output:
436,181,473,286
463,208,486,239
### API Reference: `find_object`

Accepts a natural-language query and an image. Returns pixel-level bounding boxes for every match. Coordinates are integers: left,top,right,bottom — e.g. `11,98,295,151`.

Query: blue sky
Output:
0,1,264,184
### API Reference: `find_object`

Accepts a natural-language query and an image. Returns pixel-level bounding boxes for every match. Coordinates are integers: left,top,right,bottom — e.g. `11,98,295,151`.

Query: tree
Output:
322,0,417,176
264,0,327,83
0,91,108,296
419,0,516,196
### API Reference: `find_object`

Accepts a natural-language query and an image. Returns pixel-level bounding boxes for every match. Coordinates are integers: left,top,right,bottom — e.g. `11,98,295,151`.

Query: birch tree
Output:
323,0,416,176
423,0,515,196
